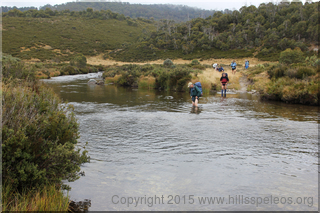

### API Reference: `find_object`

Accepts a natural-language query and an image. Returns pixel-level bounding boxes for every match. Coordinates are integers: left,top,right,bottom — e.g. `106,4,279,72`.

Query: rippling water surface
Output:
42,73,318,211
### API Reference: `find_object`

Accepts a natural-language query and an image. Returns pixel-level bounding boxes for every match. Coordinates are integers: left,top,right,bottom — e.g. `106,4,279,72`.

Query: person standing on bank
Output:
220,73,229,97
245,60,249,69
188,82,201,107
231,60,237,74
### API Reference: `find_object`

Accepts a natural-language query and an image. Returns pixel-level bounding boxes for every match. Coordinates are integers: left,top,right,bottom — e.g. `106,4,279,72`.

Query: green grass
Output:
3,16,155,61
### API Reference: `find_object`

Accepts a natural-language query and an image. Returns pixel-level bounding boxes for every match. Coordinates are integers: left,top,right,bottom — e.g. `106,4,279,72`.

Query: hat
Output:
188,82,193,87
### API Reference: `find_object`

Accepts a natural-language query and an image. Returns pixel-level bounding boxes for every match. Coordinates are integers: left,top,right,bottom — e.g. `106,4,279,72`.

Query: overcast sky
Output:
0,0,315,11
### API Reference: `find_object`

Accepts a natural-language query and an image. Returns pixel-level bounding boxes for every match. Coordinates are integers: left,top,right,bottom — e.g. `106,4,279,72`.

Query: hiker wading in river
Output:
188,82,201,107
220,73,229,97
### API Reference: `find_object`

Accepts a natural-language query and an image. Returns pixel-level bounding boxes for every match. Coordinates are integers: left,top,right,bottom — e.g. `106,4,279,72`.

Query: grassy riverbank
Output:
244,63,319,105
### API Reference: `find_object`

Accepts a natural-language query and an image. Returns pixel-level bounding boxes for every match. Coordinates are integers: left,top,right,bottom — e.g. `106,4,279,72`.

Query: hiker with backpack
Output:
231,60,237,74
245,60,249,69
220,73,229,97
218,66,224,72
188,82,202,107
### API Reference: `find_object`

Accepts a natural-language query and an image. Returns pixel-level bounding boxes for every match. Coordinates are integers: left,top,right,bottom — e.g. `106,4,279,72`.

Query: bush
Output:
70,53,87,68
296,67,315,79
2,55,35,82
279,48,304,64
163,58,173,67
285,68,298,78
191,59,200,65
267,65,287,79
61,65,79,75
2,82,89,192
116,73,137,86
79,67,89,74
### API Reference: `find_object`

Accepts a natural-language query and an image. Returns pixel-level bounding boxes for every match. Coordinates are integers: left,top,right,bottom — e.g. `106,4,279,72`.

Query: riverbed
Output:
42,73,318,211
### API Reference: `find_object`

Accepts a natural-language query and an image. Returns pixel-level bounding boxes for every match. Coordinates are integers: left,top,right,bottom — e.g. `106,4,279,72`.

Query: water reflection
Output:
190,106,202,114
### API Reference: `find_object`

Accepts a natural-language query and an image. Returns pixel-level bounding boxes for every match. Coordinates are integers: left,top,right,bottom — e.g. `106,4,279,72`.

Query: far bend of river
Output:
42,73,318,211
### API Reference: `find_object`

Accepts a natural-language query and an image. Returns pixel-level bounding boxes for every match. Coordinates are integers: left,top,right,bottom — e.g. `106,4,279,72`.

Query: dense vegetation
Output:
112,1,319,61
2,55,89,209
245,49,319,105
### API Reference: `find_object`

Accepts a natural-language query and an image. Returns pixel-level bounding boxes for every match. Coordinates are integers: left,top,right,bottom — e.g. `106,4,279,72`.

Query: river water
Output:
42,73,318,211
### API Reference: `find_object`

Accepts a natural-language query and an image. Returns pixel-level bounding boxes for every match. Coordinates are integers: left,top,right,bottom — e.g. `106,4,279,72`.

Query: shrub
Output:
296,67,315,79
267,65,287,79
2,82,89,192
163,58,173,67
116,73,137,86
70,53,87,68
2,55,35,82
61,65,79,75
79,67,89,74
191,59,200,65
279,48,304,64
285,68,298,78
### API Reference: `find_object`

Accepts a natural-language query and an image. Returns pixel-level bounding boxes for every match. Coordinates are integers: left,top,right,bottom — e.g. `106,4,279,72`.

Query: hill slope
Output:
2,12,154,61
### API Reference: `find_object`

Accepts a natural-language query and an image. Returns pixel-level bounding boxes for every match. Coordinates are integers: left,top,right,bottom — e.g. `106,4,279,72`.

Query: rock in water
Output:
88,79,97,84
96,81,104,85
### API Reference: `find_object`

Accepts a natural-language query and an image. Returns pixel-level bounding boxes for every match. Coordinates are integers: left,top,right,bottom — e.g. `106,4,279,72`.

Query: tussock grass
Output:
197,66,243,91
138,76,156,89
2,183,70,211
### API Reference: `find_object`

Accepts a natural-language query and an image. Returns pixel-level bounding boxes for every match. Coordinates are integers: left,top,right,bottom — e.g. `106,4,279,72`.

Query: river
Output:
42,73,318,211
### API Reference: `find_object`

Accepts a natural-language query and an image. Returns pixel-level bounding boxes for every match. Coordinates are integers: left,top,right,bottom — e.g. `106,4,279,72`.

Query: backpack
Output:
194,82,203,96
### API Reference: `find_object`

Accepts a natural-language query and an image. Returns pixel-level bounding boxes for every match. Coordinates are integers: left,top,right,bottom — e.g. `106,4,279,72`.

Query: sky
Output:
0,0,316,11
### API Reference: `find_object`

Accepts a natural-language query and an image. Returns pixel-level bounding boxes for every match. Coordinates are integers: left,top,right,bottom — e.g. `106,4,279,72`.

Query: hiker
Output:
212,63,218,70
188,82,202,107
245,60,249,69
220,73,229,97
218,66,224,72
231,60,237,74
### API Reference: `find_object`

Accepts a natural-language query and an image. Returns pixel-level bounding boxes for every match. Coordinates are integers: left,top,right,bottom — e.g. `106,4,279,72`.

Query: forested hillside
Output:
110,1,319,61
2,2,217,23
1,6,38,12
